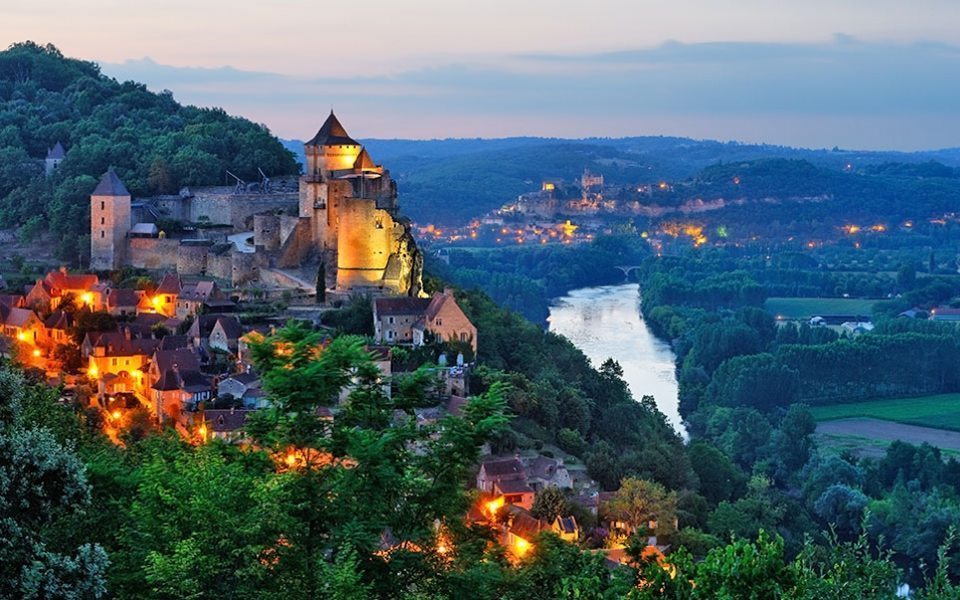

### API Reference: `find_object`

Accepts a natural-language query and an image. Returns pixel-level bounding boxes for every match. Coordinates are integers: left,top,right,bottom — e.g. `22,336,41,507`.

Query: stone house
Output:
188,314,243,353
149,348,211,424
176,280,223,319
477,457,535,510
373,289,477,352
105,288,143,317
217,372,264,408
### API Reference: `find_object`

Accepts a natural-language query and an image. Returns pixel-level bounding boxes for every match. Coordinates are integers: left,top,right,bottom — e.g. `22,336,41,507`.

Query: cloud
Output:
98,38,960,149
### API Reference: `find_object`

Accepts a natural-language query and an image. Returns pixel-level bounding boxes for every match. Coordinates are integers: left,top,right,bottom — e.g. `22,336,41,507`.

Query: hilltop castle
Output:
89,112,422,297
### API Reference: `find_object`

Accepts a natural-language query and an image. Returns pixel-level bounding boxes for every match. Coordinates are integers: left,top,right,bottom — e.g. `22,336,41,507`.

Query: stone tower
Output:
45,141,65,176
90,169,131,271
298,112,421,296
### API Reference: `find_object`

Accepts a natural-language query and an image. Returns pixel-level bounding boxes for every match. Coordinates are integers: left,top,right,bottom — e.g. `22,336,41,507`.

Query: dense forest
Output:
0,42,298,263
631,247,960,585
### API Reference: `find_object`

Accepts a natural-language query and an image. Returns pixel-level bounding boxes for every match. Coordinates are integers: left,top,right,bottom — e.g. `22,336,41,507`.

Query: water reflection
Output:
547,283,685,436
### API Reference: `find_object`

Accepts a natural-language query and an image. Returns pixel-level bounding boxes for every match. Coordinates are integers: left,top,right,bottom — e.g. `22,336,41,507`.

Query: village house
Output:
42,310,72,347
217,372,265,408
25,268,100,311
523,456,574,492
188,314,243,353
551,515,580,543
151,273,181,318
373,288,477,352
477,456,535,510
1,305,44,346
201,408,252,442
149,348,212,425
84,328,164,401
105,288,143,317
175,280,226,319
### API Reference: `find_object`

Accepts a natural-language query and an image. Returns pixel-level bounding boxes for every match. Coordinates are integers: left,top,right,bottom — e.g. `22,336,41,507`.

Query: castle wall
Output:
279,215,301,246
253,215,281,251
277,218,314,269
336,199,393,289
177,242,211,276
127,238,180,270
188,192,298,229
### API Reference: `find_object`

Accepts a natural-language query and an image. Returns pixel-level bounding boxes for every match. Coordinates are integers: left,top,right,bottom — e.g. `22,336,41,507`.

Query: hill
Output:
0,42,298,262
284,135,960,226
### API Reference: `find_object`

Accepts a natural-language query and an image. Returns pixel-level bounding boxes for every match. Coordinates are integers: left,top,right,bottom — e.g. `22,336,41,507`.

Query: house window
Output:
387,330,394,340
460,332,468,342
111,358,117,366
388,317,394,324
436,318,442,326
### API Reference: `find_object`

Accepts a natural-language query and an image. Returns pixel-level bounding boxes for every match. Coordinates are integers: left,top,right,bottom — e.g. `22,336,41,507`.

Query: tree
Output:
0,368,109,599
603,478,677,540
530,487,570,522
689,441,746,505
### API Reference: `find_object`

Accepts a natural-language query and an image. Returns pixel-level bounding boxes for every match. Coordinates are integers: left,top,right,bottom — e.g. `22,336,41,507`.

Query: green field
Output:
810,394,960,432
764,297,876,320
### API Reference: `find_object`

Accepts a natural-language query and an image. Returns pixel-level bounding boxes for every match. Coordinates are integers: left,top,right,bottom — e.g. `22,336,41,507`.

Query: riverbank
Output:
547,283,685,437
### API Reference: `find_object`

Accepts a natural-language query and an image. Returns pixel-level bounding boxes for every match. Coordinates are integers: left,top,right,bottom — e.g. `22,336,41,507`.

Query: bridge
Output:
614,265,642,279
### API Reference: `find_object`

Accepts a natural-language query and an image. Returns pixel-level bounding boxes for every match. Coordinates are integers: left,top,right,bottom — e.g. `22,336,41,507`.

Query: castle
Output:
89,112,422,297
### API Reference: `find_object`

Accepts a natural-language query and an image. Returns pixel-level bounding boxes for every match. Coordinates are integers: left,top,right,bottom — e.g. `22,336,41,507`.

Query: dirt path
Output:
816,418,960,455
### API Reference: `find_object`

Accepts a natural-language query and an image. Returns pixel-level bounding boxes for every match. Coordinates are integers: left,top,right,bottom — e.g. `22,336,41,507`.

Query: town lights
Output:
88,365,99,378
81,292,94,306
485,496,504,517
32,349,41,358
198,422,207,442
111,409,121,421
514,538,531,556
16,332,26,342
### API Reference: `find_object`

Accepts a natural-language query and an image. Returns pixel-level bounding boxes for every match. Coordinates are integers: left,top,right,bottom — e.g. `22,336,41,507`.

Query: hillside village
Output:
0,261,678,565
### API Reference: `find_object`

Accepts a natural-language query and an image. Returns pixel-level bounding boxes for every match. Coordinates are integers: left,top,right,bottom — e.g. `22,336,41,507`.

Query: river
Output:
547,283,685,437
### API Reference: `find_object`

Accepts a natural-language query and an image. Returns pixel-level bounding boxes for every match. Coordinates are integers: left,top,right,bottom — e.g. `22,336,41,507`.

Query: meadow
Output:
764,296,877,320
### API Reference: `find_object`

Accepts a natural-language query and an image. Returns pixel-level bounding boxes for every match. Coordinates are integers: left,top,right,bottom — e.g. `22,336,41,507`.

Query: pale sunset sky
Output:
3,0,960,149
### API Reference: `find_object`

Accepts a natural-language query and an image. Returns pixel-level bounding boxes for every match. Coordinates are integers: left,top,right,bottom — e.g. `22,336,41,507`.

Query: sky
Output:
4,0,960,150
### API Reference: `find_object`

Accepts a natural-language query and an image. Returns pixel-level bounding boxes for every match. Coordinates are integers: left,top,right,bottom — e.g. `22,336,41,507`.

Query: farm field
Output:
816,418,960,459
764,296,876,320
810,393,960,432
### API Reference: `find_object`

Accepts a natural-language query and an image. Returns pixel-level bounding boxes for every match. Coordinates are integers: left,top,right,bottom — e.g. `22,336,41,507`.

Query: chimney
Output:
59,266,68,275
443,287,454,297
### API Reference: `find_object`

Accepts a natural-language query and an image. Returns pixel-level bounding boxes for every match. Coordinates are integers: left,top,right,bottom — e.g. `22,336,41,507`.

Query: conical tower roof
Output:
353,147,378,171
92,169,130,197
46,141,65,159
306,111,359,147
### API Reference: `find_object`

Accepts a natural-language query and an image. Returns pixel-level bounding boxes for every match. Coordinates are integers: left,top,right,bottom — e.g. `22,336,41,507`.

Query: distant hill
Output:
0,42,298,261
282,136,960,225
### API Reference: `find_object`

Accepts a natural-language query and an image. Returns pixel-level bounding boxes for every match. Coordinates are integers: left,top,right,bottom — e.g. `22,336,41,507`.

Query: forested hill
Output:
282,136,960,226
0,42,299,261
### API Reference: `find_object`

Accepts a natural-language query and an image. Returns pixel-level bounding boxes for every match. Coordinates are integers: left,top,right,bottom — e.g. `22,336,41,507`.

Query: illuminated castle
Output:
300,111,422,295
89,112,422,298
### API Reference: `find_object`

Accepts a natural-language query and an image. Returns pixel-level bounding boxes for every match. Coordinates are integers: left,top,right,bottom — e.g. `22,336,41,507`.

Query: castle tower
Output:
45,141,65,176
90,169,131,271
300,111,362,253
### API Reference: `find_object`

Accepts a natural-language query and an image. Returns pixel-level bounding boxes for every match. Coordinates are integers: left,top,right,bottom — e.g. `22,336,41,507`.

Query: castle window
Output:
100,217,105,225
100,230,105,238
101,201,104,211
388,317,394,324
